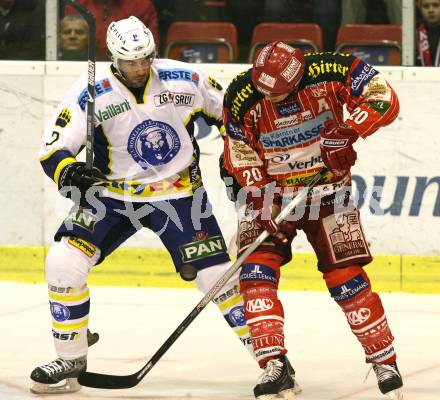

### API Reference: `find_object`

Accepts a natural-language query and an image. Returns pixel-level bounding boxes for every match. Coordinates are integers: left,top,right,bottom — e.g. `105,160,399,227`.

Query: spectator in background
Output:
59,14,88,60
228,0,264,58
152,0,175,38
261,0,341,52
263,0,311,22
64,0,159,60
342,0,402,24
416,0,440,65
311,0,341,52
171,0,229,22
0,0,45,60
153,0,230,41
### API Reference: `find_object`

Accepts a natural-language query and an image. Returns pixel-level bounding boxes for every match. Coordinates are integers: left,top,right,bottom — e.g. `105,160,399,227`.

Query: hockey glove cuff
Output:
246,184,280,235
58,161,106,206
320,120,358,177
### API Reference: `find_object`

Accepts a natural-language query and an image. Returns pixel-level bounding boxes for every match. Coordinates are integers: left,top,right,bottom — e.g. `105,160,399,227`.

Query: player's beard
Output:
129,75,148,88
114,67,149,89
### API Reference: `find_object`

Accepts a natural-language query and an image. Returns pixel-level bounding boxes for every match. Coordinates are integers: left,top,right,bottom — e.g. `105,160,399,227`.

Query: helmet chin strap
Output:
111,51,156,88
112,57,129,83
111,58,143,90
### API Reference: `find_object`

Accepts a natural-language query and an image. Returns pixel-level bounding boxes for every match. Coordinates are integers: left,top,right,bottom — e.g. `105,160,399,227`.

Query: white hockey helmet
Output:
106,16,155,61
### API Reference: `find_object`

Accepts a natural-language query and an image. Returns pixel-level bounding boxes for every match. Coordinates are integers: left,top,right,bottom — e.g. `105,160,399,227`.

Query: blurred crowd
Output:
0,0,438,66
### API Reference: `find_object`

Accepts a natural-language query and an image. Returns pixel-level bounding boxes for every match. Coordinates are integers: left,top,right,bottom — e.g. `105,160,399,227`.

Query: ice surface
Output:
0,282,439,399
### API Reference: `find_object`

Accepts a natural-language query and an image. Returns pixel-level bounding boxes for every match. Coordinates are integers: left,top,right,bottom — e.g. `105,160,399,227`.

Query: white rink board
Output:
0,62,439,255
0,282,439,400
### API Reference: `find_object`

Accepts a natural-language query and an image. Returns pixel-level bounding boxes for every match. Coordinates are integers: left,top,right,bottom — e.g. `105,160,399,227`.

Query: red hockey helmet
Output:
251,41,305,96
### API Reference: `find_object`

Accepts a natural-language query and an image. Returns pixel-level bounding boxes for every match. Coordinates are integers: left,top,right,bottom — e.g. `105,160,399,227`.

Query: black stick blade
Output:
78,371,138,389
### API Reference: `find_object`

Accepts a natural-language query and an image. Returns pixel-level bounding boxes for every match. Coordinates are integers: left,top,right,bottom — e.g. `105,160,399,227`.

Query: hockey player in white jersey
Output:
31,16,301,394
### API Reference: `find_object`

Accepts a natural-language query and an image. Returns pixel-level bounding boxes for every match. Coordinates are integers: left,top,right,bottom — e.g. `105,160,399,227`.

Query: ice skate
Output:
285,356,302,395
254,356,297,399
373,362,403,400
30,356,86,394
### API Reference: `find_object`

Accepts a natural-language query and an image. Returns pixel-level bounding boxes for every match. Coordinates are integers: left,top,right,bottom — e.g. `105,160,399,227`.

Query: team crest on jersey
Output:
228,306,246,327
128,119,181,169
50,302,70,322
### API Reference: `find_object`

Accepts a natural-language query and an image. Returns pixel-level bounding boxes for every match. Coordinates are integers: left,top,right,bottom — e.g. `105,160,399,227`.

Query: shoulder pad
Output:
224,69,263,122
299,52,356,88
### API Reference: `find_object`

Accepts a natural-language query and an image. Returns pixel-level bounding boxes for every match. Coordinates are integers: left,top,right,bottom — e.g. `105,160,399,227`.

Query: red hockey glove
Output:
246,185,279,234
246,186,292,246
320,120,358,177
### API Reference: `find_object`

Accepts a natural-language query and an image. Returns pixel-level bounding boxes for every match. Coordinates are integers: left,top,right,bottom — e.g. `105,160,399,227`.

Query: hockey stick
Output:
78,168,329,389
63,0,96,171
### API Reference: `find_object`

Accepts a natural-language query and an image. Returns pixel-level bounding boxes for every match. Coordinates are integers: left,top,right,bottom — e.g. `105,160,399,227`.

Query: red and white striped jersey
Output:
222,52,399,195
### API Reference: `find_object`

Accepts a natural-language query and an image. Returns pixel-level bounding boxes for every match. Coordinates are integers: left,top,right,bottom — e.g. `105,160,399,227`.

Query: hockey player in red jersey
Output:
221,41,403,400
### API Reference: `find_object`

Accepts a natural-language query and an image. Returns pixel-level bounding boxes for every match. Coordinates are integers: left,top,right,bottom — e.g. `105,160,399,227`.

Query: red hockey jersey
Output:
222,52,399,196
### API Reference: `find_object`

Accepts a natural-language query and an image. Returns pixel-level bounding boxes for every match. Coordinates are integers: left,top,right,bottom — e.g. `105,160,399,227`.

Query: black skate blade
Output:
87,330,99,347
78,371,137,389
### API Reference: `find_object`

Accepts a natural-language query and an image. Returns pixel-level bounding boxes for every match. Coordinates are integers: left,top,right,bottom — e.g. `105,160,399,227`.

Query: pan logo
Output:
127,119,181,169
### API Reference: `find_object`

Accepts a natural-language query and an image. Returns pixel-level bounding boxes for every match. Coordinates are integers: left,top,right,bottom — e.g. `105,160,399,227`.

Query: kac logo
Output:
246,298,274,313
127,120,181,169
347,308,371,325
50,302,70,322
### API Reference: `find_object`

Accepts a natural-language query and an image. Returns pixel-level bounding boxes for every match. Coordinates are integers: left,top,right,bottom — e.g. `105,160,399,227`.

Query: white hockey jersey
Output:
39,58,225,202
